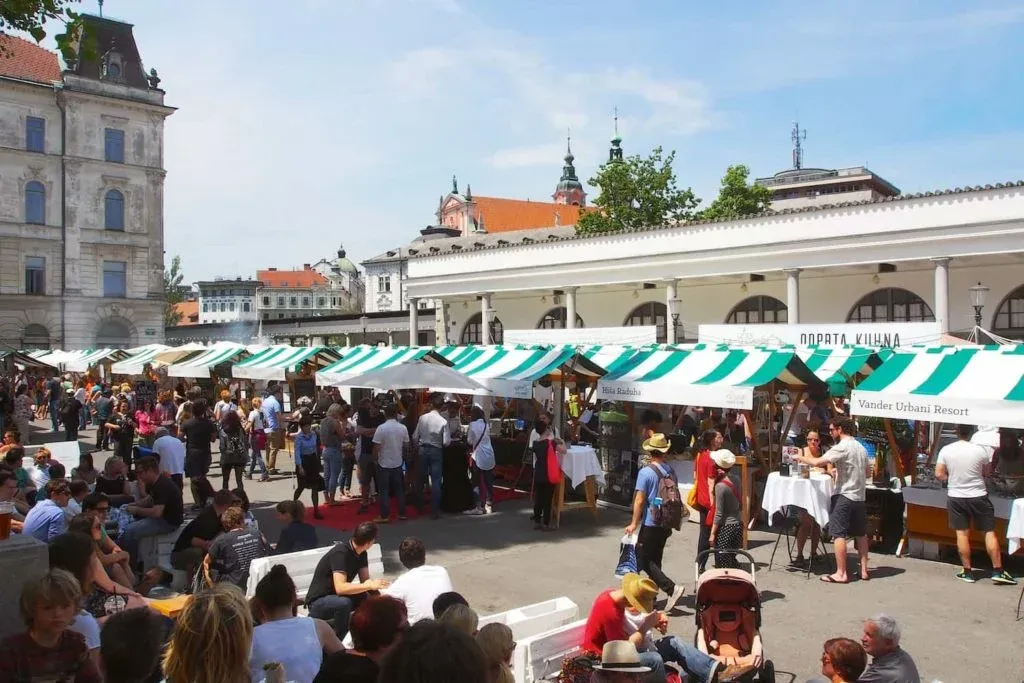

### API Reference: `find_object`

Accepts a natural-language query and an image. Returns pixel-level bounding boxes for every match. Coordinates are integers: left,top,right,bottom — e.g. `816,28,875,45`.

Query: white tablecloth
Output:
762,472,835,529
1005,498,1024,554
561,445,605,489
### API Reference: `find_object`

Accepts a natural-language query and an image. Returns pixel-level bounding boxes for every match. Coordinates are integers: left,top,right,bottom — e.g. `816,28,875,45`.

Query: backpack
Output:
649,462,685,530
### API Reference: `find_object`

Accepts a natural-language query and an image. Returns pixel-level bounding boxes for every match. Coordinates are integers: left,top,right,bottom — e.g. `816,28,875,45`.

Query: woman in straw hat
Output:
709,449,743,569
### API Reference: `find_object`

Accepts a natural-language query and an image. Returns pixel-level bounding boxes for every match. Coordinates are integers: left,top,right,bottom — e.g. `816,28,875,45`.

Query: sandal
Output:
820,575,849,584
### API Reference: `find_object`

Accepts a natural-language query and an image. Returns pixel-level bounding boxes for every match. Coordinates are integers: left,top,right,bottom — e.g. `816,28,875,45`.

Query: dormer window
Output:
101,40,126,82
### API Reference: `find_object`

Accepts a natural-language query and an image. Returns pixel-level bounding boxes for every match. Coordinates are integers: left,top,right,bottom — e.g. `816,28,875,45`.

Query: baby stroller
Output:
693,549,774,683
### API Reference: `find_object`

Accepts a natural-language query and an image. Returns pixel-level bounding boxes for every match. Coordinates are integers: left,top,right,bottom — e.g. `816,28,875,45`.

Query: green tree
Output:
1,0,83,65
575,146,700,236
163,255,185,328
698,164,773,221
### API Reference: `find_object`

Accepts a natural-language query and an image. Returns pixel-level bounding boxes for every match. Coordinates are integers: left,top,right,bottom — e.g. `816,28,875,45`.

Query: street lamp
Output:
359,314,369,344
968,282,989,327
667,296,682,343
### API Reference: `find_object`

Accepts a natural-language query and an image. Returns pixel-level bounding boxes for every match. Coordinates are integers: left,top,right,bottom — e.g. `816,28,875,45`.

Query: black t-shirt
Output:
172,506,221,553
150,475,184,526
181,418,217,457
60,398,81,424
207,528,268,590
357,410,384,455
47,379,60,401
313,652,379,683
304,540,368,606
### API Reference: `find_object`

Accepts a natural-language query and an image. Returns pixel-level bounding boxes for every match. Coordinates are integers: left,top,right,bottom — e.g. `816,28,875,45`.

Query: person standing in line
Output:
412,395,450,520
467,405,496,515
355,400,384,514
46,374,61,434
625,434,686,612
92,389,114,452
219,411,248,492
529,420,557,531
261,385,285,475
60,388,83,443
319,404,347,505
936,423,1017,585
245,397,270,482
372,404,409,523
797,416,870,584
74,382,88,432
293,416,325,520
693,429,722,574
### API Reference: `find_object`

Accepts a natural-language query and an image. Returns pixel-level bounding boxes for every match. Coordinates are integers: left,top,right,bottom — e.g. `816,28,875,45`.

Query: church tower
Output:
552,132,586,206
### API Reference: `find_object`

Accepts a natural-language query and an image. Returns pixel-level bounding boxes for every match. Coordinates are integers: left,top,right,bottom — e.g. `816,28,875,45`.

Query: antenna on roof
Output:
614,107,619,137
791,122,806,170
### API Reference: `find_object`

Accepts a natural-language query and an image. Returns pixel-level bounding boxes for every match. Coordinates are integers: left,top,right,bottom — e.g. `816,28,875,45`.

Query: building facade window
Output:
290,296,297,306
278,313,284,319
24,256,45,295
25,181,45,224
624,302,668,344
378,275,391,293
726,296,788,324
992,284,1024,338
243,302,251,312
277,296,285,306
846,288,934,323
104,189,125,230
22,323,50,349
229,302,235,312
460,312,504,345
104,128,125,163
317,297,325,307
262,296,270,306
537,307,584,329
25,117,45,153
302,297,310,307
263,313,270,319
103,260,127,298
219,302,226,312
96,319,131,348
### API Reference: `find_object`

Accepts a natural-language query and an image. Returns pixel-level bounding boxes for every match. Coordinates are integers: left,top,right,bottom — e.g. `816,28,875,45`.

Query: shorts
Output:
268,429,285,450
947,495,995,532
357,454,376,485
184,452,211,479
828,495,867,538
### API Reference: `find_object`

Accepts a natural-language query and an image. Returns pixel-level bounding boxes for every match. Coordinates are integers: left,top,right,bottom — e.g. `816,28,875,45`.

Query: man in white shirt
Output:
383,537,452,624
936,424,1015,584
372,404,410,523
412,395,450,519
152,426,187,490
798,416,869,584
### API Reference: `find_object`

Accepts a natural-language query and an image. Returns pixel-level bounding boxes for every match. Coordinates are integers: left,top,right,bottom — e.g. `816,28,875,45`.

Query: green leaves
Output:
163,256,185,328
0,1,83,65
697,164,773,222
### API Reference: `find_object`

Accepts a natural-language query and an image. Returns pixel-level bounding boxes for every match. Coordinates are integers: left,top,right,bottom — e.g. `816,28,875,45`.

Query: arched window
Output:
538,307,584,329
95,318,132,349
22,323,50,350
992,284,1024,338
726,296,788,324
624,302,668,343
104,189,124,230
846,288,934,323
25,181,45,224
460,312,504,344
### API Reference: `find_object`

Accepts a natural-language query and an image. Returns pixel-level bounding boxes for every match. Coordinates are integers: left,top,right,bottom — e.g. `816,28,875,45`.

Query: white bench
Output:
478,597,579,641
512,618,587,683
246,543,384,600
137,522,189,590
24,442,82,475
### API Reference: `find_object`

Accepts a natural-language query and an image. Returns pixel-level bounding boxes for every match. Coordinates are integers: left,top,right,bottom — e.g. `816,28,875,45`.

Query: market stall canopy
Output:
153,342,208,365
166,342,253,379
582,345,646,375
336,359,489,392
110,344,171,375
447,345,606,398
596,346,824,409
63,348,130,373
792,345,885,386
0,349,55,368
34,349,78,369
315,346,452,387
232,345,342,381
850,346,1024,428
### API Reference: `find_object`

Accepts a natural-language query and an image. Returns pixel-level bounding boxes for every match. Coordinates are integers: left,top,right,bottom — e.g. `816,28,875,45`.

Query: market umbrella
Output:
333,359,490,393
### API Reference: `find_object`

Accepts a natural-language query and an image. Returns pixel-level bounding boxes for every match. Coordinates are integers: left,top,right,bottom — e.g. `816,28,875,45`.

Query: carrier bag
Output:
614,532,639,578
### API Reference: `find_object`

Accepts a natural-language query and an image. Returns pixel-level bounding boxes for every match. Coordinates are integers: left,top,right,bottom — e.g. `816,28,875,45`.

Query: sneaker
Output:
955,569,977,583
463,507,484,516
484,502,493,514
664,584,686,612
992,570,1018,585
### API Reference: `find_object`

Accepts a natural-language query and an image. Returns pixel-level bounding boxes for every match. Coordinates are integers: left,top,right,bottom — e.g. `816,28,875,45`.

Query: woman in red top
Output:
694,429,723,573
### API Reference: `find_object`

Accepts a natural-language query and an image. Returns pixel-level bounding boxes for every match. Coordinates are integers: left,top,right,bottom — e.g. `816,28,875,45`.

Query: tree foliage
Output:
698,164,773,221
0,0,83,65
163,255,184,328
575,147,700,236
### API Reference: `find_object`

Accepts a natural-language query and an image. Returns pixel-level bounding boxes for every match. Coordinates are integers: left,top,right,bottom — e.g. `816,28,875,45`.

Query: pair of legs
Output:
170,547,205,583
48,399,59,432
474,465,494,510
357,454,375,511
339,454,356,496
794,509,821,561
827,495,869,583
417,445,443,518
376,465,406,520
714,521,743,569
65,426,78,442
247,444,268,478
532,479,554,528
266,429,285,472
221,464,243,491
321,447,343,502
638,525,679,598
652,637,721,683
95,421,110,450
949,495,1011,580
697,508,712,573
308,593,365,639
120,517,176,570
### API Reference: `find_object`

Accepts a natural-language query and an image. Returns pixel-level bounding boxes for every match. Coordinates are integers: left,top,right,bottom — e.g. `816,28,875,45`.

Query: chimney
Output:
304,263,311,270
268,267,277,271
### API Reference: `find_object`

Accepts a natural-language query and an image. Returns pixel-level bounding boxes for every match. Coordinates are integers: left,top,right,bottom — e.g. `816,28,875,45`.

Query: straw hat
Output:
592,640,652,673
711,449,736,470
621,572,658,614
641,433,670,453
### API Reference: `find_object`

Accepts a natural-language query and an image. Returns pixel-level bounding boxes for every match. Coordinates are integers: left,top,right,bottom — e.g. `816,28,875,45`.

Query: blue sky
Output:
37,0,1024,281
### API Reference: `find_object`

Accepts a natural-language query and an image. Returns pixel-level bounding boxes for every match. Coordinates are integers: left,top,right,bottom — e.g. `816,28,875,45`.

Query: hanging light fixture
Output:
969,281,989,326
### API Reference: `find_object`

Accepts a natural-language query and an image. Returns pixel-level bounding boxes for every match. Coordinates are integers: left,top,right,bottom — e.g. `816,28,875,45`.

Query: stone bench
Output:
478,596,579,641
246,543,384,601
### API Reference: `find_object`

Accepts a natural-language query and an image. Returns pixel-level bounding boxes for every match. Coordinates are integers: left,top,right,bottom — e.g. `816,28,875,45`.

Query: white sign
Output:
596,379,753,409
698,323,942,348
504,326,658,347
849,391,1024,429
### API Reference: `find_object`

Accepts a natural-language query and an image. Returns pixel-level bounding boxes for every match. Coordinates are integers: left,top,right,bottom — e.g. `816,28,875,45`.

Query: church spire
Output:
553,128,586,207
560,129,578,182
608,107,624,164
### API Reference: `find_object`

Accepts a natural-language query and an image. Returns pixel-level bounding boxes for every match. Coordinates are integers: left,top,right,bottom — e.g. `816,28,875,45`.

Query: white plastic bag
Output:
614,532,639,578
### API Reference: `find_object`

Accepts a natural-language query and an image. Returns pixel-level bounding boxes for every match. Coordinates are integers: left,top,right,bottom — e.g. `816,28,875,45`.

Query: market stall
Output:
315,346,452,387
232,345,341,382
110,344,171,376
0,349,55,370
62,348,130,374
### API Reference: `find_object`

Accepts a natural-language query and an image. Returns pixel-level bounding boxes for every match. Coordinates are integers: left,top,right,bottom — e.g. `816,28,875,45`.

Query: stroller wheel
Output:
759,659,775,683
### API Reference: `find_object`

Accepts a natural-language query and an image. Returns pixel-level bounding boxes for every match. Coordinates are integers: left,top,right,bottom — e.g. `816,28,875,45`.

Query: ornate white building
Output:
0,17,173,349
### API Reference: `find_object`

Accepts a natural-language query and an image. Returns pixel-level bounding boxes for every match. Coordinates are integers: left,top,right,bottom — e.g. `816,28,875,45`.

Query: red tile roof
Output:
173,301,199,325
472,196,583,233
0,35,61,84
257,269,329,288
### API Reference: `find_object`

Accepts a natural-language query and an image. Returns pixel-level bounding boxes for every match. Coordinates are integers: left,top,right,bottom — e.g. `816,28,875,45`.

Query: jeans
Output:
322,447,343,496
637,651,666,682
49,399,59,432
637,525,677,596
95,418,110,450
65,426,78,442
697,508,713,573
340,455,355,493
418,444,443,515
120,517,176,569
376,465,406,518
79,404,88,430
655,636,717,683
475,466,495,505
308,594,362,639
248,444,267,476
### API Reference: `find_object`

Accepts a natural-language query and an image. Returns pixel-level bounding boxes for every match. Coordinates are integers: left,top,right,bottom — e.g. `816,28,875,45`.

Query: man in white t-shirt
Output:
383,536,452,624
936,424,1015,585
152,426,186,490
372,404,410,523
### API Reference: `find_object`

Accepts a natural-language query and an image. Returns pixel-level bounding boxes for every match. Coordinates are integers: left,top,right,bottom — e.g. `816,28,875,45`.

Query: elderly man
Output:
152,426,186,490
858,614,920,683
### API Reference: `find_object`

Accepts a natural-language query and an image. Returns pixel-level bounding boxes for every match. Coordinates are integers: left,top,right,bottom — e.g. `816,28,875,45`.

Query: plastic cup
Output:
0,501,13,541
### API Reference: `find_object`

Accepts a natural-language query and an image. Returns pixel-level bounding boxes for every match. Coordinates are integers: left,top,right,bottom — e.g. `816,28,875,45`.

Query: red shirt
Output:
581,590,627,655
0,630,101,683
695,449,716,513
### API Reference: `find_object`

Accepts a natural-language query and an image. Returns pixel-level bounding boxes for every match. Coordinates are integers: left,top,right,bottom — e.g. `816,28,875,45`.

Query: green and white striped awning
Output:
233,345,341,381
597,346,823,409
166,343,251,379
582,345,646,375
444,346,606,398
63,348,129,373
315,346,451,387
850,346,1024,428
0,350,55,368
110,344,171,375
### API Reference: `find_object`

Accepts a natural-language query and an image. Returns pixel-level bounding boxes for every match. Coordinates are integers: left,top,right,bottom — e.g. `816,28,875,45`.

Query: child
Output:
0,569,102,683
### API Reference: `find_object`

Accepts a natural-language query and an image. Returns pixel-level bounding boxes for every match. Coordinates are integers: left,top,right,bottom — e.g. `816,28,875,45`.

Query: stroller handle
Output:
695,548,757,585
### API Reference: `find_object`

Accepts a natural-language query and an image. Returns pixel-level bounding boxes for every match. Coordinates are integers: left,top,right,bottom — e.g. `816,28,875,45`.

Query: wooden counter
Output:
900,486,1013,555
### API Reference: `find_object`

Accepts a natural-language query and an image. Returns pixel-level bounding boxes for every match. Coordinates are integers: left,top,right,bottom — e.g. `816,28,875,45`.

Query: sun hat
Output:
592,640,652,672
621,572,658,614
710,448,736,470
641,433,670,453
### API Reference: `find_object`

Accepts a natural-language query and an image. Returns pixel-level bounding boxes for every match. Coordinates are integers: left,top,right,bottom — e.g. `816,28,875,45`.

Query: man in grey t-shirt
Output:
798,416,869,584
858,614,920,683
